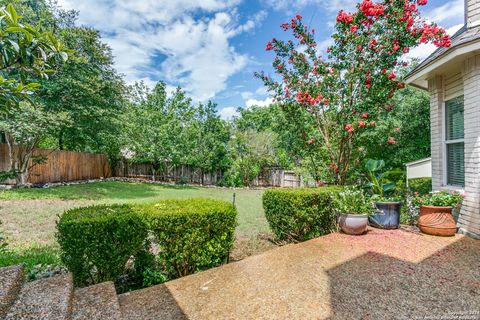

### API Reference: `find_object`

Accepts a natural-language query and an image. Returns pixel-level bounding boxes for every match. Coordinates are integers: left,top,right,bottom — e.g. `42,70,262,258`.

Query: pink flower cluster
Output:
296,91,326,106
420,23,451,47
360,0,384,17
336,10,354,24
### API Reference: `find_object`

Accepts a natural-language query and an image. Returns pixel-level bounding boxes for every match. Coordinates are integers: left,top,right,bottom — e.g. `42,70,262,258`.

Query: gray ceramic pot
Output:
338,214,368,235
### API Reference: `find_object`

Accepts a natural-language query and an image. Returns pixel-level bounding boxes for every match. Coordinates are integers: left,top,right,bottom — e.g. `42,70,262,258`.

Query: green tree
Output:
189,101,230,182
224,129,276,187
39,27,125,158
122,82,197,180
0,3,68,185
0,102,69,184
0,3,67,112
360,86,430,168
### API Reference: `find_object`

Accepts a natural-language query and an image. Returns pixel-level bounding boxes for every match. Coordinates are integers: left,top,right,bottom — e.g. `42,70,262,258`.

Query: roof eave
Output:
405,38,480,90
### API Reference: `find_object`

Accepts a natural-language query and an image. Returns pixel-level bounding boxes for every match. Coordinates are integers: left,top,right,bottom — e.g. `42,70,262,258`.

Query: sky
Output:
57,0,465,120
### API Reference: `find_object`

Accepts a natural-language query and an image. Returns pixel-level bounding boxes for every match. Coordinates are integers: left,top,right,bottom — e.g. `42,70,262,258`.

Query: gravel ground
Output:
119,226,480,320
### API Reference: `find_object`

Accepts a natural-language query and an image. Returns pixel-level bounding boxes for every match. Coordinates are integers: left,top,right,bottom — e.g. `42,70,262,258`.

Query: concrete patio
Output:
119,227,480,319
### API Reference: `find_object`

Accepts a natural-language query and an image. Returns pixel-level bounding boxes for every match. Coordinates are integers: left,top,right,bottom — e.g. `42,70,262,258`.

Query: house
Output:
405,0,480,239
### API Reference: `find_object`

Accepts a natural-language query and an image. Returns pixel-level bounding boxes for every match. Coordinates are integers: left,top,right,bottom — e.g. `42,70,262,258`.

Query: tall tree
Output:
122,82,197,180
0,3,68,185
257,0,450,184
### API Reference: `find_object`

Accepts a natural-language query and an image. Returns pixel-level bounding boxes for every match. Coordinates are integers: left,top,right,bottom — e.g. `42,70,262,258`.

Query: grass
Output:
0,181,271,272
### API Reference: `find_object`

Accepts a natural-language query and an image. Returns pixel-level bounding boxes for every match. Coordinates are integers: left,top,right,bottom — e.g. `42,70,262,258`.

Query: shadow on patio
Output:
117,227,480,320
326,236,480,319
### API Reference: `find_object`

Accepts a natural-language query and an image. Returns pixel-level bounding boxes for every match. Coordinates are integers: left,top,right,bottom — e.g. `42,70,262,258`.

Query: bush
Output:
56,204,148,286
408,177,432,195
263,187,343,242
139,199,237,279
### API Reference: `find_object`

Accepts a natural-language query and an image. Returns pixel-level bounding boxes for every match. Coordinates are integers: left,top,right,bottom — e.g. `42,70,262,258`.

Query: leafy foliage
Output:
139,199,237,279
256,1,449,184
0,3,68,113
57,198,237,287
364,159,397,200
416,191,464,207
0,102,69,184
262,187,342,242
332,188,373,215
56,204,148,286
223,129,277,187
122,82,230,179
408,177,432,195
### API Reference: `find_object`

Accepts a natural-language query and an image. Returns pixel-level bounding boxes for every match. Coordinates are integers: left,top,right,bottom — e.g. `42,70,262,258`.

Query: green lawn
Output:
0,181,268,247
0,181,272,274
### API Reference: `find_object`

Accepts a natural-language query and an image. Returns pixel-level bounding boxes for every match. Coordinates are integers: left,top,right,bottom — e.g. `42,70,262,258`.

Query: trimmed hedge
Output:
57,204,147,286
139,199,237,278
408,177,432,195
263,187,343,242
56,199,237,287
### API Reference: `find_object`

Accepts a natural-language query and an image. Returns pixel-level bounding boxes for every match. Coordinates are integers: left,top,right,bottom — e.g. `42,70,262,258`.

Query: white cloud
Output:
426,0,464,26
219,106,240,121
58,0,264,101
245,97,274,108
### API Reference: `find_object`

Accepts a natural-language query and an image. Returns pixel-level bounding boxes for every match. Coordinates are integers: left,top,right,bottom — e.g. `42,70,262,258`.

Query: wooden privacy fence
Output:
114,160,307,187
114,161,223,185
0,144,112,185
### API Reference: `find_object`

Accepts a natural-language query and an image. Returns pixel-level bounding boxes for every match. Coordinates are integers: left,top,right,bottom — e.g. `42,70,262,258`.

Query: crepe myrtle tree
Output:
255,0,450,184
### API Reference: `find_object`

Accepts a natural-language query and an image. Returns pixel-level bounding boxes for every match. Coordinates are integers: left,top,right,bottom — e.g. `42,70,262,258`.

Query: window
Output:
445,96,465,187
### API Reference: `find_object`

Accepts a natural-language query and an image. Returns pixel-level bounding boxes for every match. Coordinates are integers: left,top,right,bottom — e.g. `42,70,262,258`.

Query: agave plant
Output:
364,159,396,200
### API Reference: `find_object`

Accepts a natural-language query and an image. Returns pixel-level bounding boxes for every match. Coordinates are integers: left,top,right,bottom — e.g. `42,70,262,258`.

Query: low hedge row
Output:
56,199,237,287
408,177,432,195
262,187,343,242
139,199,237,278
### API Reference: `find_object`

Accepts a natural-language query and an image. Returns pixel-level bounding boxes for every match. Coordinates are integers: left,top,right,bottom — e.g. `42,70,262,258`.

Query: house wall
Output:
466,0,480,28
460,55,480,238
428,55,480,239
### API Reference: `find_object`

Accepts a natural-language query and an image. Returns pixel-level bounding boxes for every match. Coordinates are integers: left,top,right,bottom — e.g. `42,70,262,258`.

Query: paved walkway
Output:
119,227,480,320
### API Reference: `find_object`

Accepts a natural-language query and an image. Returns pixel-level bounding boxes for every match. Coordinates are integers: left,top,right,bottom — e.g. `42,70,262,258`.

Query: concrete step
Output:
72,281,121,320
5,273,73,320
118,284,187,320
0,265,25,318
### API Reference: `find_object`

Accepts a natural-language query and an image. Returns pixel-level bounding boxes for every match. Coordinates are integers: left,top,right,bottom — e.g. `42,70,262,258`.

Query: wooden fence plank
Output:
0,144,112,185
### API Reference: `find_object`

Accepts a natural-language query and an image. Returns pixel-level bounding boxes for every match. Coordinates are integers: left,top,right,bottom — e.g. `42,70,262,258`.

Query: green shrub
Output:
408,177,432,195
263,187,343,242
139,199,237,278
56,204,148,286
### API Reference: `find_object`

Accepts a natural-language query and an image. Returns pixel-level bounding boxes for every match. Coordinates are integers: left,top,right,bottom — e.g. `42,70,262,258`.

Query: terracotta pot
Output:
417,205,457,236
338,214,368,235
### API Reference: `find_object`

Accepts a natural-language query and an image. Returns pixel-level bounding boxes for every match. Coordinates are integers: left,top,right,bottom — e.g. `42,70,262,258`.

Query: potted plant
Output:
364,159,402,229
416,191,464,236
333,188,373,235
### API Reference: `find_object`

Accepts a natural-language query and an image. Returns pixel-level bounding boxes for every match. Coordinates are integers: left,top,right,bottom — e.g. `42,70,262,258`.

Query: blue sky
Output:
58,0,464,119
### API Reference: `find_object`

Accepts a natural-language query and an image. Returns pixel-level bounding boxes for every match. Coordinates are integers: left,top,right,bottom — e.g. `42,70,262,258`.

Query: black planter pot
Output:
369,202,402,229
